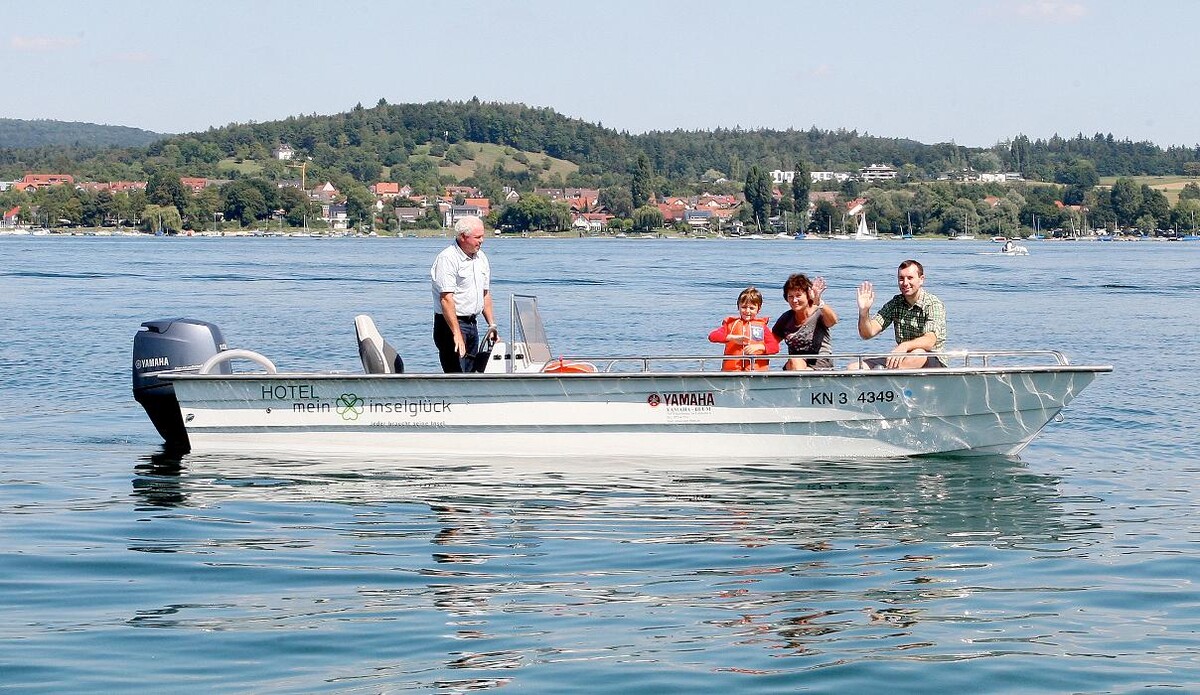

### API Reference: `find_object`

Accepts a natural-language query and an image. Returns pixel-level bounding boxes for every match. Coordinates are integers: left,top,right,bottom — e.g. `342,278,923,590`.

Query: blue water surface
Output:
1,235,1198,693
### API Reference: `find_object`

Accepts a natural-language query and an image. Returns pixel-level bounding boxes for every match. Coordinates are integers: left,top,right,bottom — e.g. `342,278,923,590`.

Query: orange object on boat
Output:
542,358,597,374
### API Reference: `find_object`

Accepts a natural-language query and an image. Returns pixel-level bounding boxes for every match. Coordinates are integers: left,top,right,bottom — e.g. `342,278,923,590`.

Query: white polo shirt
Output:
430,242,490,317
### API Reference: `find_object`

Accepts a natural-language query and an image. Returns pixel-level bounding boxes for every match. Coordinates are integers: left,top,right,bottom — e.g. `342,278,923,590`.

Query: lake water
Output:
1,235,1198,692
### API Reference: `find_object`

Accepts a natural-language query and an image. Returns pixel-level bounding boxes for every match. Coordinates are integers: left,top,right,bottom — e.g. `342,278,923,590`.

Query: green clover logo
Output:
336,393,364,421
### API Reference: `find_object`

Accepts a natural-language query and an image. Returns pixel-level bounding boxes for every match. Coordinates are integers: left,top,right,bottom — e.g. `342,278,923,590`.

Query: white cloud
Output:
9,35,82,52
985,1,1088,22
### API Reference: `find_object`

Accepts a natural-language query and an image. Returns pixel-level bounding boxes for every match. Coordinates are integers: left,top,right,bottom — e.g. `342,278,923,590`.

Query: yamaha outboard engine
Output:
132,319,229,450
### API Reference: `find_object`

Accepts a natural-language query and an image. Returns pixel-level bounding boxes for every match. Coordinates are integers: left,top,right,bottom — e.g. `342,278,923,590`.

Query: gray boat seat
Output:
354,314,404,374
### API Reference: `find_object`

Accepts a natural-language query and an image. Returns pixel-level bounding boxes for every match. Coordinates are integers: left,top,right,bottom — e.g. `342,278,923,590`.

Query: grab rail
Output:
199,349,278,375
554,349,1072,374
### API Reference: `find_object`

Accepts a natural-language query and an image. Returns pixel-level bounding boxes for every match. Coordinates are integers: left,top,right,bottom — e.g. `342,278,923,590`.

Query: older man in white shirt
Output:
430,216,497,372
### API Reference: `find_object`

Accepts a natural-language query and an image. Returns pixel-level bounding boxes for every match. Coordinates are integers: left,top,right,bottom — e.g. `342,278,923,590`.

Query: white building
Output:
770,169,852,185
812,171,852,183
859,164,898,182
273,144,295,161
978,172,1025,183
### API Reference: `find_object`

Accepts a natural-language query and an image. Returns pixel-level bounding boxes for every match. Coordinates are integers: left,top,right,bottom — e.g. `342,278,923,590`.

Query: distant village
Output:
0,141,1031,236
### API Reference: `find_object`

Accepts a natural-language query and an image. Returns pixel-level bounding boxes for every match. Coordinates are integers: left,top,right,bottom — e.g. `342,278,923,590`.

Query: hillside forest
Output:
3,99,1200,236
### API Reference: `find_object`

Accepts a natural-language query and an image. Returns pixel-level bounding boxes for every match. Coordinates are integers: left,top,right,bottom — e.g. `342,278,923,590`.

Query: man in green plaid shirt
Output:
853,259,947,369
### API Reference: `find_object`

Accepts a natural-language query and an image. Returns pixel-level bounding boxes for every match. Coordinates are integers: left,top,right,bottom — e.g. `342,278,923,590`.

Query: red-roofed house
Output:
310,182,340,203
572,212,613,232
371,182,400,198
697,194,738,209
180,177,209,194
2,206,20,226
564,188,599,212
657,200,687,223
13,174,75,192
464,198,491,216
535,188,600,210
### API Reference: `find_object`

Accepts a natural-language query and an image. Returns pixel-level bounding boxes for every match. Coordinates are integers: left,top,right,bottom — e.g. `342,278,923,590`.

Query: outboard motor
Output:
132,319,229,450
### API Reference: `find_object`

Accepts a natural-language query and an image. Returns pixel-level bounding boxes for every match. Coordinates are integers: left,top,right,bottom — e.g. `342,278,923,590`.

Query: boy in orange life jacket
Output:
708,286,780,371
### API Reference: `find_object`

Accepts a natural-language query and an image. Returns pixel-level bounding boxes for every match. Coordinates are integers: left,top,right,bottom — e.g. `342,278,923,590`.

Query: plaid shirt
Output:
872,290,947,352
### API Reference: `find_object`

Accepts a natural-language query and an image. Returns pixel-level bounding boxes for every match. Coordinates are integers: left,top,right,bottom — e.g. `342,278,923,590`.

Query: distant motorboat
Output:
950,234,976,241
1001,244,1029,256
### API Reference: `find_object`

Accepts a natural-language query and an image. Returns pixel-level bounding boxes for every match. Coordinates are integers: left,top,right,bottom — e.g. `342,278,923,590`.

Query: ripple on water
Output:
2,238,1199,691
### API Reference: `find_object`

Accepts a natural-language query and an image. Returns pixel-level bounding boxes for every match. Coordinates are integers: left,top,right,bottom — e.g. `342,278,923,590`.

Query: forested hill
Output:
167,99,1200,182
181,99,633,180
0,118,164,149
3,100,1199,185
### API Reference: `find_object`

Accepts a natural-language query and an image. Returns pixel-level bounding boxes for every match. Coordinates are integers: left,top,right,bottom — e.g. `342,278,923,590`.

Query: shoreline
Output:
0,225,1192,242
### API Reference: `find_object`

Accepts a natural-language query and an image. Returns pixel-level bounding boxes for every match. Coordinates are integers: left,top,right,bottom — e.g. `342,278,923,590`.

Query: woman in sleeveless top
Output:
771,274,839,370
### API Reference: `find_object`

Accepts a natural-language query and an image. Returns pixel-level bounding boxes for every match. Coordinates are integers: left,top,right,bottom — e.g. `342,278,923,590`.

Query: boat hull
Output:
164,366,1106,459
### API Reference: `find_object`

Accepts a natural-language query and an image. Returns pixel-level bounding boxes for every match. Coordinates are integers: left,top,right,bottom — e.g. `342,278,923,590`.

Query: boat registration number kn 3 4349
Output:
810,389,899,405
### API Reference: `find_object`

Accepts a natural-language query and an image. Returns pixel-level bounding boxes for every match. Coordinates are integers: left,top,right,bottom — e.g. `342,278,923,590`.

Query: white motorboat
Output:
981,245,1030,256
132,296,1110,460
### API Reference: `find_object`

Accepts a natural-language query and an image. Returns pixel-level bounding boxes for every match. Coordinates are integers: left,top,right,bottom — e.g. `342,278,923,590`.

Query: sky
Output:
5,0,1199,149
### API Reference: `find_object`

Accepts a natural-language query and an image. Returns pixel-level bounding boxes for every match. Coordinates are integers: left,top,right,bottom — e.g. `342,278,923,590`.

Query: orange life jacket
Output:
721,316,771,371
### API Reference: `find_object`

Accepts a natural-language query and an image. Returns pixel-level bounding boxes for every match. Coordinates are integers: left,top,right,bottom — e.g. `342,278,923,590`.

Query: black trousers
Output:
434,313,478,373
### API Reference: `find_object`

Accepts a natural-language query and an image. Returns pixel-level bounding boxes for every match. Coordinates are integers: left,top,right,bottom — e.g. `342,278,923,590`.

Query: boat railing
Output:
542,349,1073,374
504,295,1074,374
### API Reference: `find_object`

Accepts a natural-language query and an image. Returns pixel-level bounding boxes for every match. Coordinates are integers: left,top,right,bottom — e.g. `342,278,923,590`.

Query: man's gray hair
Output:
454,216,484,236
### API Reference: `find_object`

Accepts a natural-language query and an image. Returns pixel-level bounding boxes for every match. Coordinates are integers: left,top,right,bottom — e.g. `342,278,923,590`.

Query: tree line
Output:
0,118,163,149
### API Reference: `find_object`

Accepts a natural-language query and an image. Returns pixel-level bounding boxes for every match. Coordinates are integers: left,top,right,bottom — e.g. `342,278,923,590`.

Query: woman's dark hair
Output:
782,273,813,298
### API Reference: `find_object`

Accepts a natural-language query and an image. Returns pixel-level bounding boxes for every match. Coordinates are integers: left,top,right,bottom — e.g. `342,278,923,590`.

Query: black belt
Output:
456,315,476,323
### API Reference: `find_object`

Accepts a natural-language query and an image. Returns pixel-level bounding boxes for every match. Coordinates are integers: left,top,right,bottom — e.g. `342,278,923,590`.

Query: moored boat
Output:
132,296,1110,461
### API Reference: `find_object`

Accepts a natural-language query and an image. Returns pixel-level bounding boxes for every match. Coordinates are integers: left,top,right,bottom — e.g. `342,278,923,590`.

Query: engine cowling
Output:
132,318,228,449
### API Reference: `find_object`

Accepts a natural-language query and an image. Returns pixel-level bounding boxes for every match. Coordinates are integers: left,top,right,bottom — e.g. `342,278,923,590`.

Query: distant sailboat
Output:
854,212,878,240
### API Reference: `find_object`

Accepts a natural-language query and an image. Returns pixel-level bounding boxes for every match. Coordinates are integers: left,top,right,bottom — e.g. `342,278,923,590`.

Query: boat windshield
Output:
512,294,553,366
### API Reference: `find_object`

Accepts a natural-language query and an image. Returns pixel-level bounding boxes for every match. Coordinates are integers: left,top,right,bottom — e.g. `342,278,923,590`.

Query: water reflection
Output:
126,451,1082,680
130,451,1070,547
130,448,189,508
